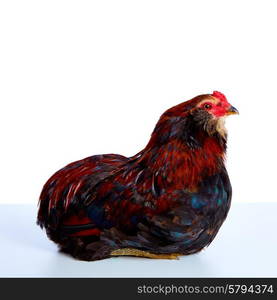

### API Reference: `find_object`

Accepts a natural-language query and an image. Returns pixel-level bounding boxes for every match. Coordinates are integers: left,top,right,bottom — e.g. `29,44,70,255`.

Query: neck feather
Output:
135,129,226,191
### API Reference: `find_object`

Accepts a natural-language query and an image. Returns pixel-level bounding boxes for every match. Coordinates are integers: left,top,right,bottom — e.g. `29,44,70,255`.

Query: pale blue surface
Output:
0,203,276,277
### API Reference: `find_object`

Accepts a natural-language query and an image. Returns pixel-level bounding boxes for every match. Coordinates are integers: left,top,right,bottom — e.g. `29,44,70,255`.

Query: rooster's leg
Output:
110,248,182,259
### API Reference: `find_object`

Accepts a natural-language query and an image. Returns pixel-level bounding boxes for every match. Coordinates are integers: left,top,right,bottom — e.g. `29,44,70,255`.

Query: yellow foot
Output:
110,248,182,259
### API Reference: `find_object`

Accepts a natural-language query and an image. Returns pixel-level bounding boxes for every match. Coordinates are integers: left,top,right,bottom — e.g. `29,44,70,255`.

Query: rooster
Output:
37,91,238,261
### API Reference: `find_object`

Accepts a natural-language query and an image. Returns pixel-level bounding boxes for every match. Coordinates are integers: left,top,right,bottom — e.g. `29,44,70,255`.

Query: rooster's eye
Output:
203,103,212,109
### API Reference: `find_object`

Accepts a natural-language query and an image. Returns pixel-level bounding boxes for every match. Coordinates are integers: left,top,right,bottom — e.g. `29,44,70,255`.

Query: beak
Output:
226,105,239,115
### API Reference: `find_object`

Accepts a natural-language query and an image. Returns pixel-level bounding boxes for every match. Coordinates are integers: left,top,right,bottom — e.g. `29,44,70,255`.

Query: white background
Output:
1,0,276,205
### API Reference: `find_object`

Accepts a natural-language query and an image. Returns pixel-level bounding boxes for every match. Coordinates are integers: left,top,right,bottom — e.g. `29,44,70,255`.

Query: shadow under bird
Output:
37,91,238,261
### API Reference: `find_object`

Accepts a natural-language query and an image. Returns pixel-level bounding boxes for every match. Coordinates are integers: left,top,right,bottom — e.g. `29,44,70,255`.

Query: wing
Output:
76,157,176,236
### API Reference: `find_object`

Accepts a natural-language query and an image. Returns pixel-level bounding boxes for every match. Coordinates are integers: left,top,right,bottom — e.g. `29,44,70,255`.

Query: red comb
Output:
212,91,227,102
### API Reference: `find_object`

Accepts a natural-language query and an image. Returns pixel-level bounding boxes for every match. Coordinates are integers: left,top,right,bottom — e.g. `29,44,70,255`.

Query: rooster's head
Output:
150,91,238,148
